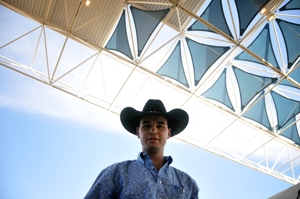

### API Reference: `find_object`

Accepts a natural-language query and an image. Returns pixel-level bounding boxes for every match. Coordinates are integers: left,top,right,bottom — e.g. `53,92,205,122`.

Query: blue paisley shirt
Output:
84,152,199,199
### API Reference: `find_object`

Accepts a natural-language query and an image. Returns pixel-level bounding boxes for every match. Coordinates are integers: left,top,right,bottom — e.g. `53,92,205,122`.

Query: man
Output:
84,99,199,199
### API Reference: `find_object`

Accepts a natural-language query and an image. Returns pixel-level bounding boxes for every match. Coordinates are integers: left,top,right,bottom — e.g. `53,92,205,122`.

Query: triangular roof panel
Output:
186,37,230,86
234,0,269,36
279,0,300,11
276,19,300,69
280,117,300,145
130,6,169,57
105,10,133,60
202,68,234,111
157,40,189,88
271,91,300,130
289,65,300,84
242,91,272,130
232,66,277,110
279,79,297,88
187,0,232,38
235,24,280,69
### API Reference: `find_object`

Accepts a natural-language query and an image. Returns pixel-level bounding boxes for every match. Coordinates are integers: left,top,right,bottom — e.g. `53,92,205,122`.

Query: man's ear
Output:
136,127,140,138
167,128,171,139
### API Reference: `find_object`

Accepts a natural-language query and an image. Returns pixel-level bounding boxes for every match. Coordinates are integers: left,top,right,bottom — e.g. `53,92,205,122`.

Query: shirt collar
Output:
137,152,173,166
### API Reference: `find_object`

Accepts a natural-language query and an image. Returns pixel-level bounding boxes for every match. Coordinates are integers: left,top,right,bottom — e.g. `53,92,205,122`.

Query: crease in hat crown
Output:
120,99,189,137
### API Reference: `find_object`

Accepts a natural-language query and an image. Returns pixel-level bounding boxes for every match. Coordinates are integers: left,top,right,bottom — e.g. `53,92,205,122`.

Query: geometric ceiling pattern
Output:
1,0,300,184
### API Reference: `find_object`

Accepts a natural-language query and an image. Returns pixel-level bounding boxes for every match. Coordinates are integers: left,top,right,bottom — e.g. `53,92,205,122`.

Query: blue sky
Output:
0,64,292,199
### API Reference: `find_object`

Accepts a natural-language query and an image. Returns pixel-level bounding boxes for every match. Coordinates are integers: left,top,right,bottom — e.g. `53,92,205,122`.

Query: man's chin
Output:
144,146,161,153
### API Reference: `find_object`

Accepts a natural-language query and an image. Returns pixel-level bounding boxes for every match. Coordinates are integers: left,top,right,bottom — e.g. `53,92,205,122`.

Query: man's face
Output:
136,114,171,154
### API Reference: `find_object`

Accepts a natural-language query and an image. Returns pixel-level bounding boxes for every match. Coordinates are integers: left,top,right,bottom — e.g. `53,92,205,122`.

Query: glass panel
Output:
271,91,300,129
202,69,234,111
277,19,300,69
235,24,279,69
187,0,232,37
105,11,133,60
289,64,300,84
186,38,230,86
235,0,269,36
280,117,300,145
157,41,189,87
242,91,272,130
131,6,169,56
232,66,277,110
279,0,300,11
279,79,297,88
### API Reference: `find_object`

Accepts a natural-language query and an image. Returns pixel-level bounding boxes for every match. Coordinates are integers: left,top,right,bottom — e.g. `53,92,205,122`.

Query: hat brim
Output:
120,107,189,137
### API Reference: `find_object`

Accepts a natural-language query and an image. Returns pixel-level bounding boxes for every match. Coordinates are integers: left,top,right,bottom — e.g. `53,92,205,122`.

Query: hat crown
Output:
142,99,167,114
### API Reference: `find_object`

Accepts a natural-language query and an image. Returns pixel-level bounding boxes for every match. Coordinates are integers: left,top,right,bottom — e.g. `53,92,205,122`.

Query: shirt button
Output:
159,180,162,184
183,189,185,193
151,166,154,169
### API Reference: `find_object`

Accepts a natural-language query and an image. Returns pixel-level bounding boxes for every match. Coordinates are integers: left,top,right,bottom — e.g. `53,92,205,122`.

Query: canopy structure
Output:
1,0,300,184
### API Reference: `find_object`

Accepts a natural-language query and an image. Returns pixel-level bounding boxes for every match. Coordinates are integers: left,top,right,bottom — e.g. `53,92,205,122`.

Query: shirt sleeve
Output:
84,165,117,199
190,179,199,199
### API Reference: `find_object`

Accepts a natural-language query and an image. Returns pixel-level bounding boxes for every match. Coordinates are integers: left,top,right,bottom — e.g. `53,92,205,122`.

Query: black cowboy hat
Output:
120,99,189,137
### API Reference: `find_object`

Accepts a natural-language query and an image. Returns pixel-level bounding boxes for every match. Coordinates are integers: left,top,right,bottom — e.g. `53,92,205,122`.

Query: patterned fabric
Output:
84,152,199,199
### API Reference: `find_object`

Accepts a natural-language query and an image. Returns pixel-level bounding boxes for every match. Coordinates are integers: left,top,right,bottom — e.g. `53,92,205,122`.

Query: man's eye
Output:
143,125,151,128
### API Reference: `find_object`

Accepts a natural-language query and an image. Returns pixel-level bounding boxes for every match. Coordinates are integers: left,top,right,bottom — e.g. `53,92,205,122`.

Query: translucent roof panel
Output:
276,19,300,69
186,38,230,86
279,79,297,88
232,66,277,110
105,10,133,60
235,24,279,69
235,0,269,36
289,64,300,84
242,91,272,130
279,0,300,11
157,41,189,88
187,0,232,38
280,117,300,145
130,6,169,57
202,68,234,111
271,91,300,130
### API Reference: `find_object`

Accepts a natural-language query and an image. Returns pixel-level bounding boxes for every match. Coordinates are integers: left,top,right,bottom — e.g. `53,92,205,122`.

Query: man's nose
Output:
150,126,157,134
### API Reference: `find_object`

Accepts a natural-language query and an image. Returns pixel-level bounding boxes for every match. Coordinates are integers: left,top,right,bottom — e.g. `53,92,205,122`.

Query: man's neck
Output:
147,151,165,171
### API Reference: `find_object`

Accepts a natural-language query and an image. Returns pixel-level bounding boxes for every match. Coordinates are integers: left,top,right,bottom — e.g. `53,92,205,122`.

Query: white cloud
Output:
0,68,124,134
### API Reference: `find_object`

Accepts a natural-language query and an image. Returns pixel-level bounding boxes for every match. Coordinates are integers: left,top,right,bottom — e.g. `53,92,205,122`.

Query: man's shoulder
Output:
102,159,138,172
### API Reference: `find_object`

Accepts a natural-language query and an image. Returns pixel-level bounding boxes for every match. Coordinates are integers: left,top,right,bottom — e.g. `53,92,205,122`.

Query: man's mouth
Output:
147,137,159,140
